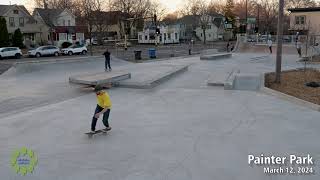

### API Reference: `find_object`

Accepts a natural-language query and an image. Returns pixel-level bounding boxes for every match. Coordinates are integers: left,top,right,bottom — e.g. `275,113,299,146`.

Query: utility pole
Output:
275,0,284,83
245,0,248,34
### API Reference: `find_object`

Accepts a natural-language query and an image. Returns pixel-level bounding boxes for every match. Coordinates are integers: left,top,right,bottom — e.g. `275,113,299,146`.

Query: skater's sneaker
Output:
105,69,108,72
90,130,96,133
109,68,112,71
102,127,112,132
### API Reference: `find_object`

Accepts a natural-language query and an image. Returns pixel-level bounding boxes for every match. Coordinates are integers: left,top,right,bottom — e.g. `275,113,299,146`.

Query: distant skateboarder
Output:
267,39,272,54
91,85,112,133
296,39,302,57
103,49,112,71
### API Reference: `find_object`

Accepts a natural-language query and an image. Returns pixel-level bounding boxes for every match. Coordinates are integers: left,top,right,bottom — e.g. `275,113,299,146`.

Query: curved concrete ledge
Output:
200,53,232,60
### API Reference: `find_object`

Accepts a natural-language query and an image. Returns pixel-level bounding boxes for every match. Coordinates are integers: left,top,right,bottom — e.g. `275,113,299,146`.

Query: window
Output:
13,10,19,14
68,20,71,26
145,35,148,40
9,17,15,27
200,33,202,37
295,16,305,25
59,33,67,40
209,34,211,37
19,17,24,27
168,33,171,40
164,33,166,40
175,33,178,40
63,20,66,26
207,25,211,29
139,35,142,40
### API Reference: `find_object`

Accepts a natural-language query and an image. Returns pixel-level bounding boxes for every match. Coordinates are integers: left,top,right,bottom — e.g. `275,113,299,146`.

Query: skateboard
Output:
85,128,111,138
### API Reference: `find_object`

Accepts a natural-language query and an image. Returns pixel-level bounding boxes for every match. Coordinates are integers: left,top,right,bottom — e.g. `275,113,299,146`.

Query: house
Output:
178,13,226,42
138,21,180,44
91,11,137,42
33,8,86,47
288,7,320,35
0,4,43,46
194,15,225,42
177,15,198,42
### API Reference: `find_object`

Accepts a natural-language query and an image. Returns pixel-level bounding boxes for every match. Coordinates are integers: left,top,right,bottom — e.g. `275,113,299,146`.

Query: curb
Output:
13,55,102,65
260,72,320,112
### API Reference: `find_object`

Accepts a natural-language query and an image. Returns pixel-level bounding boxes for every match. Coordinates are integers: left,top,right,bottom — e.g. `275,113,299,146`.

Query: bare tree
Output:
81,0,101,55
198,0,210,44
286,0,317,8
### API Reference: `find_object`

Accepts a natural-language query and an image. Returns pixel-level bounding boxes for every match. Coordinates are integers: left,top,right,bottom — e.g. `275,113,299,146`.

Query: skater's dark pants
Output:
91,105,110,131
105,58,111,69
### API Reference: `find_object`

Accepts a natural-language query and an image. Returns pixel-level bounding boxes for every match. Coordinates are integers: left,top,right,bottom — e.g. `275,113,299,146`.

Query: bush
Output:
61,41,72,48
12,28,24,48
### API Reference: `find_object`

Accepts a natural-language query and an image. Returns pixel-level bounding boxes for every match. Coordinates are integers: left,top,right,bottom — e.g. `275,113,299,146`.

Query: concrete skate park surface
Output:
1,53,320,179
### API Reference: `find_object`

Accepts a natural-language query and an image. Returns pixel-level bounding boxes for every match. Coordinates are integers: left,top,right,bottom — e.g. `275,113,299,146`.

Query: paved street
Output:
1,53,320,179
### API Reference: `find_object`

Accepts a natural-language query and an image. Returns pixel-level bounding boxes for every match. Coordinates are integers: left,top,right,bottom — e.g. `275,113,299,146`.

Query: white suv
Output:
61,45,87,55
0,47,22,59
28,46,60,58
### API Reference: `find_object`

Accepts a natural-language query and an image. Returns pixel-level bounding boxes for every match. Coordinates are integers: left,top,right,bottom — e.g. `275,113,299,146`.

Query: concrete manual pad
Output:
118,64,188,89
69,71,131,86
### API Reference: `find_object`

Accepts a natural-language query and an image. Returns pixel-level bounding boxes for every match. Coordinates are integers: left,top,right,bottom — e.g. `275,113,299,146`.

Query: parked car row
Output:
0,45,88,60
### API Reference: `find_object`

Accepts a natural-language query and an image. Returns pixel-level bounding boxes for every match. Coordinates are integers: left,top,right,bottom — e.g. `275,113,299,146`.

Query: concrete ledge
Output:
200,53,232,60
118,65,188,89
69,71,131,86
261,72,320,112
224,69,240,90
200,49,218,56
233,73,262,90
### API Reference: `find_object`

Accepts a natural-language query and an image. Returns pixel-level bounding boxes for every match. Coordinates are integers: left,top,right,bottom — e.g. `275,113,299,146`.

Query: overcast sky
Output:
1,0,320,13
0,0,185,12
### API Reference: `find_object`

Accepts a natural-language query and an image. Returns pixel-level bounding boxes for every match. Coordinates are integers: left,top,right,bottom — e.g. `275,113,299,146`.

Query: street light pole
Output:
275,0,284,83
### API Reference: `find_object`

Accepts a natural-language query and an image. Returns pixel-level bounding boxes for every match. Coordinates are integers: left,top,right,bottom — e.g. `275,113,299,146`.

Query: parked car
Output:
61,45,87,55
86,39,98,45
0,47,22,59
28,46,60,58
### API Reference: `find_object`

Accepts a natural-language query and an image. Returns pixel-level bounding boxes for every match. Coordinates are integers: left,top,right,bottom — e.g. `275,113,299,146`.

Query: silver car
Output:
28,46,60,58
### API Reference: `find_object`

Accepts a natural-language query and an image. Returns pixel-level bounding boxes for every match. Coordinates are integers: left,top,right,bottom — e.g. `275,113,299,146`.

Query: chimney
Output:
43,0,48,9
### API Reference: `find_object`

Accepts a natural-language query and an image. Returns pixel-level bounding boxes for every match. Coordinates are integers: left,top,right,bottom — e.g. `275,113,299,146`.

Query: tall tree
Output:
198,0,210,44
12,29,24,48
0,17,9,47
224,0,235,23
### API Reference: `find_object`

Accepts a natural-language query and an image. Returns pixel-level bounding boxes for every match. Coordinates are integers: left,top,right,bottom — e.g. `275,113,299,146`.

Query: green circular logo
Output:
11,147,38,176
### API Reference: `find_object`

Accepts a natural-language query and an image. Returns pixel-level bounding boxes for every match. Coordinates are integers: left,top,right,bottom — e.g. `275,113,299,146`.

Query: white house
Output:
33,8,86,46
195,15,225,42
138,22,180,44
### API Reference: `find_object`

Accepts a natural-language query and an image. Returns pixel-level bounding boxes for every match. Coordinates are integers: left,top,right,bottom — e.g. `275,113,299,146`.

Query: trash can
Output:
134,50,142,60
148,48,156,58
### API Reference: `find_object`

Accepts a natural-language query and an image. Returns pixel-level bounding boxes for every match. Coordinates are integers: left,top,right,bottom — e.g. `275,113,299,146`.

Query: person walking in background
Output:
227,41,230,52
267,39,273,54
296,39,302,57
103,49,112,71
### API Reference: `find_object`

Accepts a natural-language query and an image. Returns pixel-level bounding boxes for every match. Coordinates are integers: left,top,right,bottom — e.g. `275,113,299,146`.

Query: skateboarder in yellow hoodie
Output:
91,85,112,133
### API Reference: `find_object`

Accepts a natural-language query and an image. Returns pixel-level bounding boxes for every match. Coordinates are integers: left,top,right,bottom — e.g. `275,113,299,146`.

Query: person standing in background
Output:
103,49,112,71
267,39,273,54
